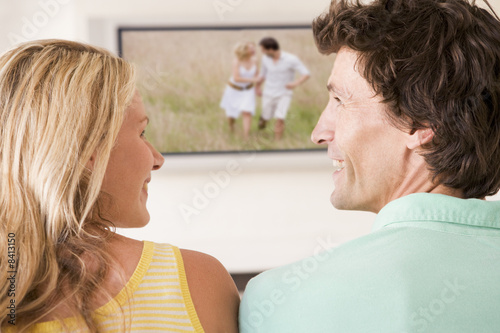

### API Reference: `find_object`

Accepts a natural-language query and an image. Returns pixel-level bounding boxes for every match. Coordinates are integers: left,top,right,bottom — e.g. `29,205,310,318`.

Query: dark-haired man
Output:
240,0,500,332
256,37,310,140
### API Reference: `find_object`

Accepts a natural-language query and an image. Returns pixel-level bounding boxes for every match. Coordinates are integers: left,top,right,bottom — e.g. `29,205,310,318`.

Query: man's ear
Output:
407,128,434,150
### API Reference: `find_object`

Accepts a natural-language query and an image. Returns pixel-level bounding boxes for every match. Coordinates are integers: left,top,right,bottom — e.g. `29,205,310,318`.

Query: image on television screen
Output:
119,26,333,154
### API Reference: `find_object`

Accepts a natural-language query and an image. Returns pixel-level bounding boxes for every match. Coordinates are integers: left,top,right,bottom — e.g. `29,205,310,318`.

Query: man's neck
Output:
379,162,465,213
368,152,466,213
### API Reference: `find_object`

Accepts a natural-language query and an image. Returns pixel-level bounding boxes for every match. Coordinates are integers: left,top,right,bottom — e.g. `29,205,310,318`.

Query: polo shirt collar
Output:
373,192,500,231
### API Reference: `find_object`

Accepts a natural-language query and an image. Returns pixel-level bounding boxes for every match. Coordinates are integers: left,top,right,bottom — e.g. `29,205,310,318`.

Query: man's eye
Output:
334,97,343,105
141,130,146,137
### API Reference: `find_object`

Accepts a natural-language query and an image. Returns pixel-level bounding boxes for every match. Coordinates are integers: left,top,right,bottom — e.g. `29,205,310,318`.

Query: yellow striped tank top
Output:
10,241,205,333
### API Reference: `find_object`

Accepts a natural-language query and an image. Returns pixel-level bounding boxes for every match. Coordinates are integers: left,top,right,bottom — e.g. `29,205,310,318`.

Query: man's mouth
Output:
333,160,345,172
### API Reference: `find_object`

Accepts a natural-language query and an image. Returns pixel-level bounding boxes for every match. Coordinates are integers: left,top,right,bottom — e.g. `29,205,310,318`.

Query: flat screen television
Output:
118,25,332,154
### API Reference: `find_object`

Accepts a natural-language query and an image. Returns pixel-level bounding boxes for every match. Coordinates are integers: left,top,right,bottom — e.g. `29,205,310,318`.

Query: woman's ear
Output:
86,153,96,170
407,128,434,150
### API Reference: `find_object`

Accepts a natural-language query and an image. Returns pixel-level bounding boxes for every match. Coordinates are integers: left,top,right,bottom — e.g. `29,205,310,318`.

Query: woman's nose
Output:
151,145,165,170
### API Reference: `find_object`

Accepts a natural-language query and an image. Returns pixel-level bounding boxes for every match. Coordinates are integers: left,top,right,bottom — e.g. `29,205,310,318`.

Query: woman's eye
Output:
141,130,146,137
334,96,343,105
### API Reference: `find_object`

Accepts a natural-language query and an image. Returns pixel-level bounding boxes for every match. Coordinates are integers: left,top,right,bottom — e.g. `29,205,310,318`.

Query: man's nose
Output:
311,110,335,145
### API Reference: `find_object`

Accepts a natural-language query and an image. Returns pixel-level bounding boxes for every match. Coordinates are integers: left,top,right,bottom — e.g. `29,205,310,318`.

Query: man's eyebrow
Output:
140,116,150,124
327,83,343,95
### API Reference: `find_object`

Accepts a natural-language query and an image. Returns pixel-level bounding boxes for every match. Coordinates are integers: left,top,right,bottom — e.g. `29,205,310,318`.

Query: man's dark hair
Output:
313,0,500,199
259,37,280,51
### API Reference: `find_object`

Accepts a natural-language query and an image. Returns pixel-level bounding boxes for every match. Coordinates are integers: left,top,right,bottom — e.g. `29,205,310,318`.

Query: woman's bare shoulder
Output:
106,234,144,280
180,249,240,333
38,234,144,321
108,234,144,258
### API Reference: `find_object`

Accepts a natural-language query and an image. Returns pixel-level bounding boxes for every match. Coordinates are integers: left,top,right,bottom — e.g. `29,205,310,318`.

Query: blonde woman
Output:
220,42,260,140
0,40,239,332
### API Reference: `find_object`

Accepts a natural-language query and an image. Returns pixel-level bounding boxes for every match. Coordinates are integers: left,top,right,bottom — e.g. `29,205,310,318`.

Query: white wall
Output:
0,0,78,52
1,0,500,273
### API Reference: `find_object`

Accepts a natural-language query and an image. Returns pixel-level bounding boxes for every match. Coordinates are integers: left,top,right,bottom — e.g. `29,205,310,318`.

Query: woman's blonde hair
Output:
234,42,255,61
0,40,136,332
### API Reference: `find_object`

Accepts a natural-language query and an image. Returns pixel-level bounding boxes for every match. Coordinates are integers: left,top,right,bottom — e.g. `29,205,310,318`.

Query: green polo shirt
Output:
239,193,500,332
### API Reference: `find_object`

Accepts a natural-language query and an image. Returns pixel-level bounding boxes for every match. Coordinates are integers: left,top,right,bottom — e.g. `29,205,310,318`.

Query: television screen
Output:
118,26,332,154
